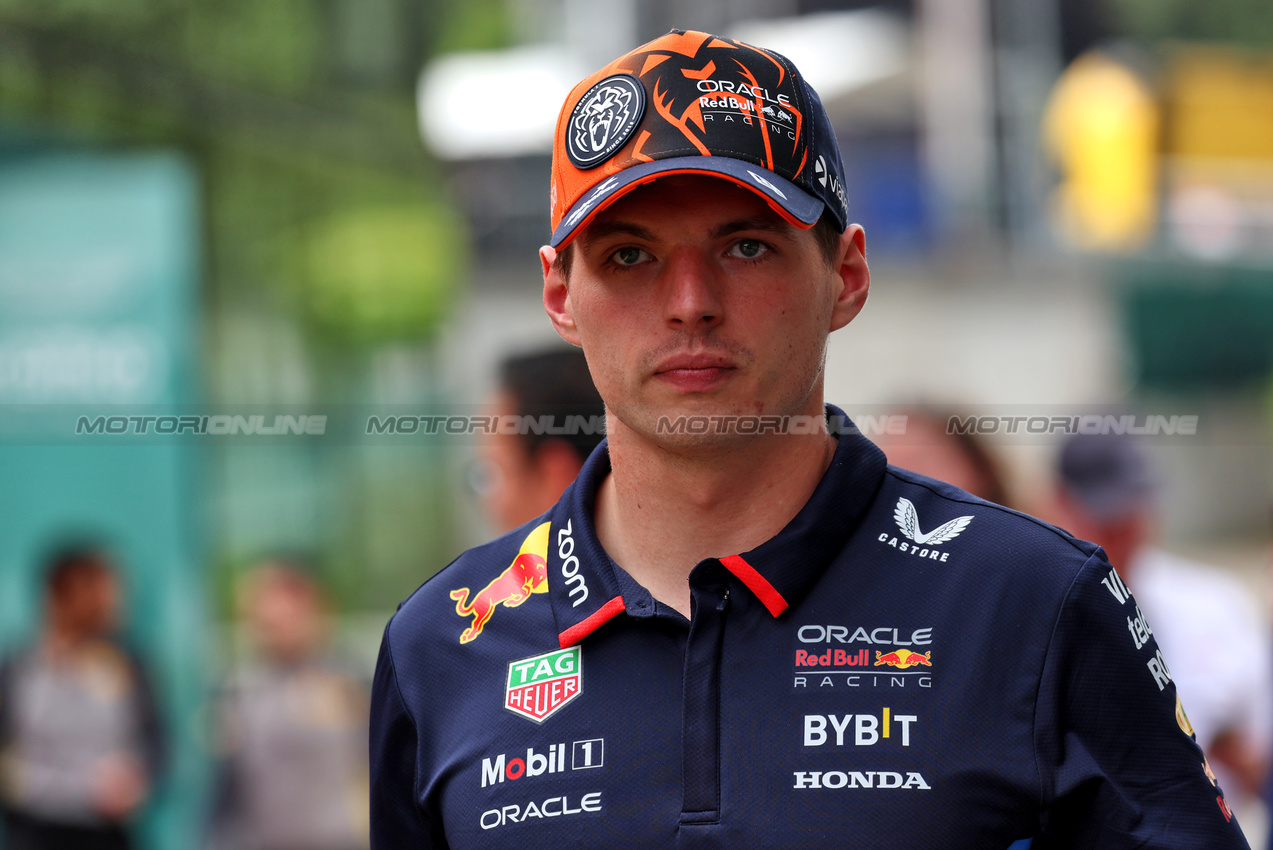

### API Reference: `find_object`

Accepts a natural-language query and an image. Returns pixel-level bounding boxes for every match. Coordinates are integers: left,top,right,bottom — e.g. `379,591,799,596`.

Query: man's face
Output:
245,569,324,663
542,176,868,449
51,564,120,637
873,417,997,502
1052,493,1148,575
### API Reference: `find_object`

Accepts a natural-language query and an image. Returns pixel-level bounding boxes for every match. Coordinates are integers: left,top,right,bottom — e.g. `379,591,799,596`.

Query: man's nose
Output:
662,251,724,332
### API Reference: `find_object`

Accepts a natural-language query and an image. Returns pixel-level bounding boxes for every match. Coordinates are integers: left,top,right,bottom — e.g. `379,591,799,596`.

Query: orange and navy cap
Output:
549,29,850,249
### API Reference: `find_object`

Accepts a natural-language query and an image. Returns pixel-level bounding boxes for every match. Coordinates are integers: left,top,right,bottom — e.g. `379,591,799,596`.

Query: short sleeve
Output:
1033,552,1251,849
369,619,444,849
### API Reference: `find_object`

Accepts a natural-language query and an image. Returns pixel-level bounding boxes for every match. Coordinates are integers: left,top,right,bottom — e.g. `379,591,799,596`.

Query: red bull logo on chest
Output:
874,649,932,669
451,522,551,644
506,646,582,722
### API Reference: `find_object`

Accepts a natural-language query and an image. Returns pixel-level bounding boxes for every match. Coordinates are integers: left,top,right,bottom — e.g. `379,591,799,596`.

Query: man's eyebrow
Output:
710,216,797,240
581,215,795,247
578,220,659,246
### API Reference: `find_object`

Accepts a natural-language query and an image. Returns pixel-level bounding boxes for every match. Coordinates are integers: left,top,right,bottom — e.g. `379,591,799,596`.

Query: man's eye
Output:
611,247,650,266
729,240,769,260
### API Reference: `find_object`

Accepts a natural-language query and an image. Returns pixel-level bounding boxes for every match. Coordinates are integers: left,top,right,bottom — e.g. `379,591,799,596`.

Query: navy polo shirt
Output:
371,409,1249,849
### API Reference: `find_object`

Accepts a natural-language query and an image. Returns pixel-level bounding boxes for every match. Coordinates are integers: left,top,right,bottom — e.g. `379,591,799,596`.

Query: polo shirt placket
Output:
542,410,886,844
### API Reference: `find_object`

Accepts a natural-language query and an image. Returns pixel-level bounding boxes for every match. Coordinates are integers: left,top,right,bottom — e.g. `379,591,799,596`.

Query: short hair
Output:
42,543,113,598
943,422,1009,508
888,409,1011,507
555,209,844,279
1057,432,1156,521
248,555,324,603
499,348,605,464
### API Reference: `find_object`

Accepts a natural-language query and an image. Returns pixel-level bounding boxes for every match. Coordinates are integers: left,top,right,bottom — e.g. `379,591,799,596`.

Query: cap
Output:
549,29,850,249
1058,432,1157,521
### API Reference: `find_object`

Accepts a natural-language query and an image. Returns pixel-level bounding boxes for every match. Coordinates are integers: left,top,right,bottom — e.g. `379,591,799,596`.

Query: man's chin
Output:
616,402,827,451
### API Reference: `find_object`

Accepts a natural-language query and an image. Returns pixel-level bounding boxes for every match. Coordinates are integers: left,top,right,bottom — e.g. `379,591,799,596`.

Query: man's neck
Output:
595,414,836,618
41,623,96,658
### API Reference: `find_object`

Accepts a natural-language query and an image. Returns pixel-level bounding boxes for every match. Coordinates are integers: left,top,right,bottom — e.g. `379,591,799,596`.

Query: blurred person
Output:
0,544,165,850
372,29,1249,848
871,408,1011,506
473,347,605,534
1053,432,1272,806
210,560,368,850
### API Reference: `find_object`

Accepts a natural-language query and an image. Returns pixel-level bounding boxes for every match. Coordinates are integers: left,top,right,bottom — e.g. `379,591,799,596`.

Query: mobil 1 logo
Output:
481,738,605,788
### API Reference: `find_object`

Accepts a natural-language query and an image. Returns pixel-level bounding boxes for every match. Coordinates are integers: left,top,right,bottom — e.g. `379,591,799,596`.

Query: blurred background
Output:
3,0,1273,846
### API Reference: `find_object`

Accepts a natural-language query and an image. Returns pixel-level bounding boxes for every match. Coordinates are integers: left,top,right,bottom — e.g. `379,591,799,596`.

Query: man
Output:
473,348,605,534
211,560,369,850
372,30,1249,847
0,545,164,850
1052,433,1271,813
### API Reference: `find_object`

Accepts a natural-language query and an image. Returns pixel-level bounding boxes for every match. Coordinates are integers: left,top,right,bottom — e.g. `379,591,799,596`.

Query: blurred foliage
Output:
0,0,518,611
0,0,325,95
303,204,467,343
1111,0,1273,49
0,0,501,346
181,1,323,93
434,0,514,54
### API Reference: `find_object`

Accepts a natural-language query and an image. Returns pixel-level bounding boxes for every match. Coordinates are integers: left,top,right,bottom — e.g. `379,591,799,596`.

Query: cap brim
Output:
550,156,826,249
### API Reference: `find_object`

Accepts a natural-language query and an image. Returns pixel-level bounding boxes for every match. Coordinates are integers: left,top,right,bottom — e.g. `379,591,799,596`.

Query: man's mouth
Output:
653,355,737,391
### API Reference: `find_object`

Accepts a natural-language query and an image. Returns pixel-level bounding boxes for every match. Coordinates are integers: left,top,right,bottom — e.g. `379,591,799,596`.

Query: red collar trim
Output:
558,595,626,647
719,554,788,617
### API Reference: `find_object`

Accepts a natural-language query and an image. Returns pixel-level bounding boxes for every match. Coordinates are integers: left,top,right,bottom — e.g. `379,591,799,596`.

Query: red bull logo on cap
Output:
874,649,932,670
505,646,582,723
451,522,551,644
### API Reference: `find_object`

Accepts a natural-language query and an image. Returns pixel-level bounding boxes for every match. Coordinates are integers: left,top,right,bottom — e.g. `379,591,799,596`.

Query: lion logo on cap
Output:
567,74,646,169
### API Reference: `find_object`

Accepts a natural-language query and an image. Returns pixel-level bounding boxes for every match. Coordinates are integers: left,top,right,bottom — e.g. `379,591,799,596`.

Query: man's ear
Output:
829,224,870,332
531,439,588,497
542,245,581,346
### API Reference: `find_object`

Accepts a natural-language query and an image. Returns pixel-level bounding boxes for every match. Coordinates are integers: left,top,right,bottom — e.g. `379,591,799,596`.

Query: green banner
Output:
0,152,205,849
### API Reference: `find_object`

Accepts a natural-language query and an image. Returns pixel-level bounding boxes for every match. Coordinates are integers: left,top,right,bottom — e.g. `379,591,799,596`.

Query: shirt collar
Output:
546,405,888,647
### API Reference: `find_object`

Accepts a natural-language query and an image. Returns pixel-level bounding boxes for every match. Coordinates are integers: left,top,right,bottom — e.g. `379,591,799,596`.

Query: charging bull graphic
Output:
874,649,932,669
451,522,551,644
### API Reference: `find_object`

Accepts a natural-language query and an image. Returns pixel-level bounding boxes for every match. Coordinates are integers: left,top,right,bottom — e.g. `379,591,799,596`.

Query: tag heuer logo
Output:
505,647,582,723
894,497,973,546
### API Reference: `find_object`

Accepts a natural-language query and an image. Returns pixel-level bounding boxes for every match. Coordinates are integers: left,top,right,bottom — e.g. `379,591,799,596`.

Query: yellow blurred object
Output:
1161,47,1273,262
1169,47,1273,162
1043,52,1159,251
